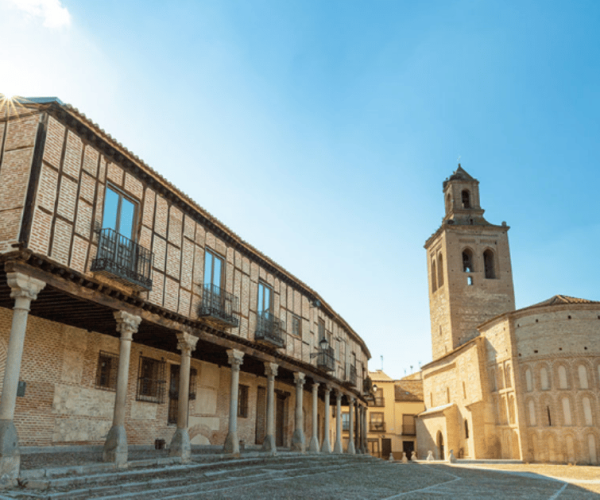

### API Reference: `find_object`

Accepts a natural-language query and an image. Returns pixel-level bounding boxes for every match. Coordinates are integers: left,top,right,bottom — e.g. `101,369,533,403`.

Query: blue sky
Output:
2,0,599,379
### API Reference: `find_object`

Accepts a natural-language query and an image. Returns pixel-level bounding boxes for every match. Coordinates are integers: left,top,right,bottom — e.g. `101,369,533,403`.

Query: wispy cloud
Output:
6,0,71,29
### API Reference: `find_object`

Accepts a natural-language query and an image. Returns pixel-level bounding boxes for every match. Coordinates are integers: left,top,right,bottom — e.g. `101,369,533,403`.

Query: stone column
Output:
262,362,278,453
308,382,320,453
103,311,142,466
291,372,305,452
169,332,198,460
346,397,356,454
354,402,361,453
320,385,331,453
333,390,343,454
362,405,368,453
223,349,244,455
0,273,45,479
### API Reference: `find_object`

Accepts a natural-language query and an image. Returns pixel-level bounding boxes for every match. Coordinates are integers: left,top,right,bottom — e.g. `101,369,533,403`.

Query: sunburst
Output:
0,93,29,119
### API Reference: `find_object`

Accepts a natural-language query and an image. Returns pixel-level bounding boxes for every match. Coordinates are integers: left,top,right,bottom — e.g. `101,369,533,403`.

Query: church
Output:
417,167,600,464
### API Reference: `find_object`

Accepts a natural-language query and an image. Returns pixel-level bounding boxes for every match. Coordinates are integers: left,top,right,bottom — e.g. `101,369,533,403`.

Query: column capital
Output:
264,362,278,378
323,384,331,394
114,311,141,341
293,372,305,386
336,389,343,401
7,272,45,304
226,349,244,369
348,396,355,405
312,382,320,392
176,332,198,355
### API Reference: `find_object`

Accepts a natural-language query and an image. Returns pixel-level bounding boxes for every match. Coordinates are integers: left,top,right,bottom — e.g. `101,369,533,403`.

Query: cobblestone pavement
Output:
3,455,600,499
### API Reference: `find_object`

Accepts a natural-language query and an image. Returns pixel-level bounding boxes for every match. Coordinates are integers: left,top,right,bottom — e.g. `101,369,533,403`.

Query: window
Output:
342,412,350,431
461,190,471,209
402,415,416,435
546,406,552,426
483,250,496,279
437,255,444,287
558,365,568,389
431,259,437,292
540,367,550,390
204,249,223,289
369,412,385,431
583,397,593,426
95,351,118,391
525,368,533,392
462,249,474,273
292,315,301,337
103,186,136,239
318,318,325,341
445,193,452,214
136,356,166,404
578,365,589,389
238,384,249,418
562,397,572,426
258,281,273,314
528,400,536,426
464,419,469,439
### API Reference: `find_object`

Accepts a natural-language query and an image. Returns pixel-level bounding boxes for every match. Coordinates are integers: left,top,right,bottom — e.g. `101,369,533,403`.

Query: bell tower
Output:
425,166,516,360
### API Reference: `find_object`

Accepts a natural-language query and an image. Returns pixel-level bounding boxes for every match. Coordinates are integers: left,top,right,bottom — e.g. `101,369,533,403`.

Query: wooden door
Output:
255,386,266,445
382,438,392,460
276,394,286,447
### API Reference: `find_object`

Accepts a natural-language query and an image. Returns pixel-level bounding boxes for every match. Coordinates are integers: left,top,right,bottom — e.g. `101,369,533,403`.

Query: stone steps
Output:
8,453,378,499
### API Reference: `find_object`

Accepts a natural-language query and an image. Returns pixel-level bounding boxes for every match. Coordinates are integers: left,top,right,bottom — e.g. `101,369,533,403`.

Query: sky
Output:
1,0,599,379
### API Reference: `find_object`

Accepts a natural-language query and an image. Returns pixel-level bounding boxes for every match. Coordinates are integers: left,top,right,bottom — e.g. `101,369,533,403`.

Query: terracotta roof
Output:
369,370,394,382
394,380,424,402
529,295,600,308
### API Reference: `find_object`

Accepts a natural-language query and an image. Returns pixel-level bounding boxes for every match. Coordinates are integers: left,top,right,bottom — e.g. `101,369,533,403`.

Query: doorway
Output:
276,393,287,447
255,386,266,445
382,438,392,460
437,431,445,460
402,440,415,458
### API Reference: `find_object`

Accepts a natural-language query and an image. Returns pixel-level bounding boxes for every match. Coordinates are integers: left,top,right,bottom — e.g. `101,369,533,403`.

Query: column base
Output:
0,420,20,481
169,428,191,461
333,439,343,454
321,438,331,454
223,431,239,456
308,436,320,453
346,441,356,454
103,425,128,467
262,434,276,454
291,430,305,453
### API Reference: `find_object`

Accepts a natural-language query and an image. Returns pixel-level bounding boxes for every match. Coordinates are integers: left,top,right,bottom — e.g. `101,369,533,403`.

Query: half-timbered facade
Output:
0,97,371,478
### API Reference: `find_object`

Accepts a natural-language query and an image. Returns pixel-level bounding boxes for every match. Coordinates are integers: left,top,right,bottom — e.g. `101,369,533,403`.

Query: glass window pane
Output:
264,286,271,313
204,252,213,286
119,197,135,239
213,256,222,288
258,283,264,313
102,188,120,231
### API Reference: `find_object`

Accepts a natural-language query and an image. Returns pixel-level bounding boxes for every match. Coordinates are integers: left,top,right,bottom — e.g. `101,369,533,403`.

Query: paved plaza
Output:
1,451,599,499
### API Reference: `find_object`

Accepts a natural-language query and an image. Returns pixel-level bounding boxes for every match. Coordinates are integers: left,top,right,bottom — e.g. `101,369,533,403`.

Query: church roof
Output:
528,295,600,308
443,165,478,188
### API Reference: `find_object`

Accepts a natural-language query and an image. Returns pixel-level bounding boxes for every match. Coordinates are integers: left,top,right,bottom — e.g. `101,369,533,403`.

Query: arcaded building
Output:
0,97,371,479
417,166,600,464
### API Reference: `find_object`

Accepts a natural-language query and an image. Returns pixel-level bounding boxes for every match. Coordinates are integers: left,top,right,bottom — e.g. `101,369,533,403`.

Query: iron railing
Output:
91,228,153,291
316,346,335,372
255,311,286,349
198,284,240,328
369,421,386,432
370,395,385,407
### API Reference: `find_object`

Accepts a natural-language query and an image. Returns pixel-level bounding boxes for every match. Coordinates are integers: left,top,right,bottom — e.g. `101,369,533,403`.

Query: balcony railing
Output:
91,228,153,291
316,346,335,372
255,311,286,349
369,395,385,407
198,284,240,328
369,421,386,432
402,424,416,436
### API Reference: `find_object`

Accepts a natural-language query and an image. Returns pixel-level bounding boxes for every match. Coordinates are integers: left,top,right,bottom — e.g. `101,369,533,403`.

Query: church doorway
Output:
437,431,445,460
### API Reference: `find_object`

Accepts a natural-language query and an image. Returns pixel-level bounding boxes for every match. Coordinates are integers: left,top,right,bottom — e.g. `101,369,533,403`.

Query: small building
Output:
347,370,423,460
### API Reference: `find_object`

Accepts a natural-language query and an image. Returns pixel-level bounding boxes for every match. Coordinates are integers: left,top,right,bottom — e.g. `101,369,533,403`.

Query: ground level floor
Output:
4,449,600,498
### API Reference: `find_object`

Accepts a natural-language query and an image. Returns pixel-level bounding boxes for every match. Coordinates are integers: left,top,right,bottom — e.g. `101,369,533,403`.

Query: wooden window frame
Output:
95,351,119,391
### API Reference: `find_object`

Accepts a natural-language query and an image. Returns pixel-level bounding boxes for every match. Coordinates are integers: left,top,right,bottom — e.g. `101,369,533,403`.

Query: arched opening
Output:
437,255,444,287
558,365,568,389
445,193,452,214
462,249,474,273
528,400,536,426
431,260,437,292
578,365,589,389
583,397,593,426
437,431,445,460
525,368,533,392
461,190,471,208
562,397,572,426
540,366,550,390
464,419,469,439
483,249,496,279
